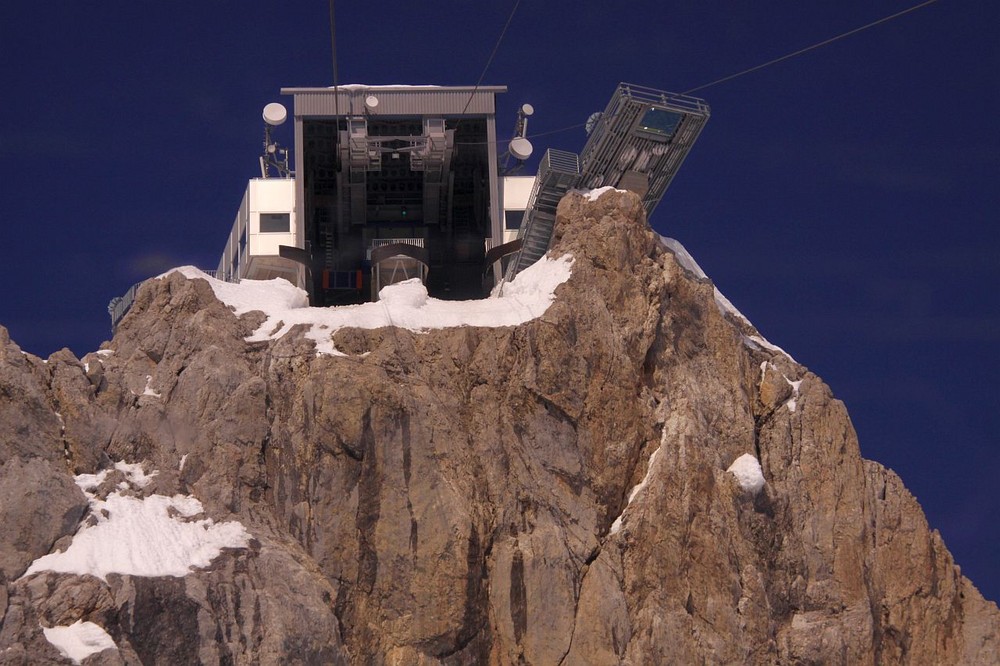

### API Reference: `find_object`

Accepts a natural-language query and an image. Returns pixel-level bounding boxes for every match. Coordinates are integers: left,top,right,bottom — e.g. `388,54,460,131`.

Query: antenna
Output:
263,102,287,126
508,137,533,161
260,103,292,179
585,111,602,136
502,102,535,173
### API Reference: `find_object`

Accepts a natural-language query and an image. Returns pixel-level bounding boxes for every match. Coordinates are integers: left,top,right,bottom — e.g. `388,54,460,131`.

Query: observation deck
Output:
579,83,710,219
503,83,709,280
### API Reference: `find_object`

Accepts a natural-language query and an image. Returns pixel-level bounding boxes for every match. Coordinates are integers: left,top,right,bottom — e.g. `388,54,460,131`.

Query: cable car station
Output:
112,82,710,328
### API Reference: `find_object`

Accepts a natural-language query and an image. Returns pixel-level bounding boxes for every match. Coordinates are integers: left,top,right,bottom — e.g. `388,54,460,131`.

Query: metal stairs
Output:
504,149,580,281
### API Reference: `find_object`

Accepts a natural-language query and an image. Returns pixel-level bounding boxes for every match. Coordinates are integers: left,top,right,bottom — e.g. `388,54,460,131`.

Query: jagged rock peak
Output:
0,189,996,664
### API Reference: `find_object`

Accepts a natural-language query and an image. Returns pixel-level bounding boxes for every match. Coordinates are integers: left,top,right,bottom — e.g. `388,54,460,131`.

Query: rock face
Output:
1,190,997,664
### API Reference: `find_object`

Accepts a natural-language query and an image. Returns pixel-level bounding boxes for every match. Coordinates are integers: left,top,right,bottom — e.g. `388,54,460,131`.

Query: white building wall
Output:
248,178,296,257
217,178,301,286
502,175,536,243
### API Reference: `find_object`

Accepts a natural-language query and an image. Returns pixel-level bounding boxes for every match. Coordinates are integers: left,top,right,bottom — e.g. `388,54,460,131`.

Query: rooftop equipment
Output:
260,102,293,179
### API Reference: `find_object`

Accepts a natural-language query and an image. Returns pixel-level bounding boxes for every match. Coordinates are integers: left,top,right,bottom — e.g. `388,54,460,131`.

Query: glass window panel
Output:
505,210,525,230
260,213,290,233
638,108,683,139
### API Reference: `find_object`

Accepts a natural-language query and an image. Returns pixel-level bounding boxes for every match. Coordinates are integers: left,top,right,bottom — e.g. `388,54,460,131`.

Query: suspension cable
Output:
460,0,522,116
459,0,942,146
682,0,941,94
329,0,340,118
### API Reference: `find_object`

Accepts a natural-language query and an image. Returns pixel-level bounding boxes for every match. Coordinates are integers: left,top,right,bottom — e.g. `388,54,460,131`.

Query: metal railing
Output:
108,282,142,332
366,237,424,260
542,148,584,175
615,83,711,115
107,268,236,332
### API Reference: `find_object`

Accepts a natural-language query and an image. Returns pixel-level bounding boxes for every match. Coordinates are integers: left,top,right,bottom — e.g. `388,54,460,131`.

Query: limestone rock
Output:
0,458,87,582
0,327,64,464
0,190,996,664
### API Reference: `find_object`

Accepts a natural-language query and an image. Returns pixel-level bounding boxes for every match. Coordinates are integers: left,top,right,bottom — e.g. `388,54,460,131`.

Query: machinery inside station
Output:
302,113,493,305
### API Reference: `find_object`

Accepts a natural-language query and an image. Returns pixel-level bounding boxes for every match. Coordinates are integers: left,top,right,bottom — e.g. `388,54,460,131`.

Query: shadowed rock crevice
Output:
355,413,381,596
509,549,528,645
122,577,202,666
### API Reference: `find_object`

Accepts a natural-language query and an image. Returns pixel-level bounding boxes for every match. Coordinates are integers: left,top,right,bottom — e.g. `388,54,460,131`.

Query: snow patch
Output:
658,236,707,279
377,278,428,308
727,454,765,494
329,83,442,90
141,375,161,398
786,377,803,412
162,254,572,356
658,237,793,361
114,461,157,488
744,334,796,363
73,470,109,493
761,361,803,412
95,350,113,357
23,462,250,582
609,435,665,536
42,620,117,664
576,186,628,202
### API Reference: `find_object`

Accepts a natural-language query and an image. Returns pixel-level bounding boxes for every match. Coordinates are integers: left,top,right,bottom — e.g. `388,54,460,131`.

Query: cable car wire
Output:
329,0,340,118
682,0,941,94
462,0,942,147
460,0,522,116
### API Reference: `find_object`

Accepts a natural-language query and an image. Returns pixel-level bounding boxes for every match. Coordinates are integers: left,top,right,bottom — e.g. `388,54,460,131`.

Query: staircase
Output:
504,149,581,281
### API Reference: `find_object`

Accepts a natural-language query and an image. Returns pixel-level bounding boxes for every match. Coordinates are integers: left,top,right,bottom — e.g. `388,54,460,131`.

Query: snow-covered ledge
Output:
162,253,573,356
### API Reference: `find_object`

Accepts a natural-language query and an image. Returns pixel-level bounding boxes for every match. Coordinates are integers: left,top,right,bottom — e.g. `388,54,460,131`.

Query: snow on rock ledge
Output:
727,453,766,494
658,235,796,363
163,253,573,356
42,620,117,664
609,443,663,536
576,185,629,202
22,463,251,582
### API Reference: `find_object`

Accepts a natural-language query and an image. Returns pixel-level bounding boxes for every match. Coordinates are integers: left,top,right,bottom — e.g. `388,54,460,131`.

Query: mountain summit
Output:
1,190,996,664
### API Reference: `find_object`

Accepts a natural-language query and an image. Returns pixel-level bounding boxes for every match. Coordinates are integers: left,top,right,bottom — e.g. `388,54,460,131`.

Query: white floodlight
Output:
520,103,534,116
365,95,380,110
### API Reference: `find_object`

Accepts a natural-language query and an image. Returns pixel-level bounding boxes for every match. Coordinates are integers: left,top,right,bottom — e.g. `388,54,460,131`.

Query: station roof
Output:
279,84,507,117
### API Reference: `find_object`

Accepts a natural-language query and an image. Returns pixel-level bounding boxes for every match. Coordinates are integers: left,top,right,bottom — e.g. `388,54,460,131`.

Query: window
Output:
505,210,525,230
260,213,290,233
638,108,683,140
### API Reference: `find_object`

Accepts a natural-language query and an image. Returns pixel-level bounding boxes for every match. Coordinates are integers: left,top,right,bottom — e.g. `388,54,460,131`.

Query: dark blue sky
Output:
2,2,997,602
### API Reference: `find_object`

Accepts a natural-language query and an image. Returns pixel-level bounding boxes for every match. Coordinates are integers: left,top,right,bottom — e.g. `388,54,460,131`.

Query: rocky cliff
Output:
0,190,996,665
